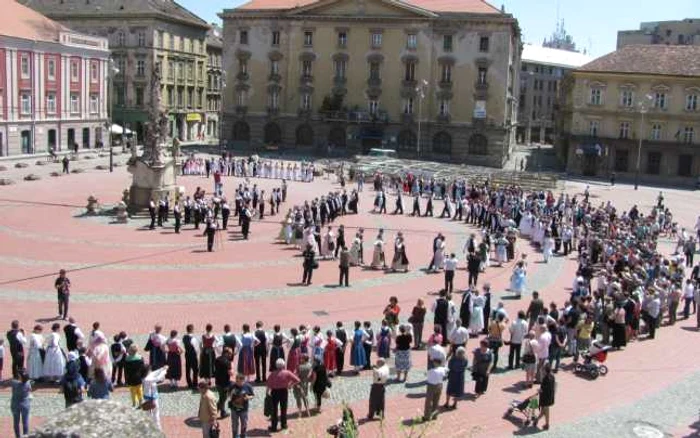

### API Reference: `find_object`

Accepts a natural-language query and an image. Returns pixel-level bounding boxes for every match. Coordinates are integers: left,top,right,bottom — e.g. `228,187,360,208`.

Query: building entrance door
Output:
582,155,598,176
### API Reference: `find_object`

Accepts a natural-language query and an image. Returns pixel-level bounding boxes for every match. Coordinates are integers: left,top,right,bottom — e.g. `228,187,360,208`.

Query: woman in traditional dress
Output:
299,325,310,356
311,326,325,363
269,325,289,372
371,229,386,269
42,323,66,383
199,324,217,383
444,346,469,410
494,234,509,266
391,232,410,272
90,333,112,382
323,330,342,377
303,226,319,255
27,325,44,381
322,226,335,260
164,330,182,388
543,230,555,263
286,327,302,374
237,324,258,382
469,291,485,335
520,210,532,237
431,237,446,272
350,321,368,374
145,325,167,371
349,233,363,266
478,237,490,271
376,321,391,359
394,325,412,382
510,260,528,298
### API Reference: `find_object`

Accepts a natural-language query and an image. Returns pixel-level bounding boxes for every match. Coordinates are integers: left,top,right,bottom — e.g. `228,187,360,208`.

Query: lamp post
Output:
108,59,119,173
219,72,227,155
634,94,654,190
415,79,428,156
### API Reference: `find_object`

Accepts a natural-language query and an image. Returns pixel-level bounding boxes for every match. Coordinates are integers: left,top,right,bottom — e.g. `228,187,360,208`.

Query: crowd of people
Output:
4,163,700,438
182,154,316,183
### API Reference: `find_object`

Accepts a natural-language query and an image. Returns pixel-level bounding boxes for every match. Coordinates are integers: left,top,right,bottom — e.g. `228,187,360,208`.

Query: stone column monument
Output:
127,68,179,213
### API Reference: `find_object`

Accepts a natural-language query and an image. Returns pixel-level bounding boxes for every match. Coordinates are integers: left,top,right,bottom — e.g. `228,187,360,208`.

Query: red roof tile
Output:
578,45,700,78
0,0,69,43
236,0,501,14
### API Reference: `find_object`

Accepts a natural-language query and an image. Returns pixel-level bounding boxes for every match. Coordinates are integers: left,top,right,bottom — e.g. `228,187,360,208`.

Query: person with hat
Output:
54,269,71,320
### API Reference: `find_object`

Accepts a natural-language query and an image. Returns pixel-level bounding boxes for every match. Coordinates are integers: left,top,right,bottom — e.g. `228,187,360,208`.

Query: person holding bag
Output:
197,381,218,438
486,313,507,371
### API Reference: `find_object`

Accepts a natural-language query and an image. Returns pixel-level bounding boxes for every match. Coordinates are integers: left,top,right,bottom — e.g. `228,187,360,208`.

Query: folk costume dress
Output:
376,326,391,359
42,331,66,380
350,329,368,369
269,332,286,372
469,294,486,334
431,239,446,271
287,335,302,374
349,236,362,266
27,332,45,380
371,236,386,269
312,333,325,363
199,333,216,379
510,265,527,296
391,236,410,272
165,337,183,381
146,332,167,371
237,333,257,377
323,337,343,374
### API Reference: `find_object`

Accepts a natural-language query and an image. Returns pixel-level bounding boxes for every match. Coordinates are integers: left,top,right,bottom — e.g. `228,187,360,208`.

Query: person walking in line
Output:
444,347,468,410
444,253,458,294
339,245,350,287
302,244,316,286
197,381,218,438
214,347,233,419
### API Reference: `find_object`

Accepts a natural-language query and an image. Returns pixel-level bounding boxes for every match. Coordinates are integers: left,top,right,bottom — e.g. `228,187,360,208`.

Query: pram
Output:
504,394,539,426
574,340,611,379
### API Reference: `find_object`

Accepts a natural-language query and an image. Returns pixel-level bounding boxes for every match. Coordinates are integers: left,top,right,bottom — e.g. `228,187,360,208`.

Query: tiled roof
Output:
522,44,593,69
578,45,700,77
236,0,501,14
0,0,69,43
20,0,209,28
206,24,223,49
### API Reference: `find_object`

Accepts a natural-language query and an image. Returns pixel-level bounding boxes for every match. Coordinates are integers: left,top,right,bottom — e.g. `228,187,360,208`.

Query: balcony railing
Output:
367,77,382,87
333,76,347,86
236,72,249,81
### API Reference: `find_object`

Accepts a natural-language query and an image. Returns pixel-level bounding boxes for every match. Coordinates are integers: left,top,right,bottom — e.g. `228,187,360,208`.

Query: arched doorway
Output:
232,121,250,142
468,133,488,155
432,131,452,155
328,126,346,148
397,130,417,152
295,124,314,147
264,122,282,145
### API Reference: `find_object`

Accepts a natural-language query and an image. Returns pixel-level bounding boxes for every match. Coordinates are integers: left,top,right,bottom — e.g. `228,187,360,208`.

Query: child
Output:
124,345,146,407
110,334,126,386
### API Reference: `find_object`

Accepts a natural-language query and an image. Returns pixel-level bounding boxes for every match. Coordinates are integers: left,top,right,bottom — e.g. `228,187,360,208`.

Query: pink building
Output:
0,1,109,156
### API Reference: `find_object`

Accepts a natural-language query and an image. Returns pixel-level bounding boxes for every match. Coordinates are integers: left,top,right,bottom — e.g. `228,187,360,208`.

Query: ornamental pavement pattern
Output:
0,167,699,438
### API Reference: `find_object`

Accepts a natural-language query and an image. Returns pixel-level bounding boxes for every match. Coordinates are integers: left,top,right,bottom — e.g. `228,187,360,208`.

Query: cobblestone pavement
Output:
1,164,700,438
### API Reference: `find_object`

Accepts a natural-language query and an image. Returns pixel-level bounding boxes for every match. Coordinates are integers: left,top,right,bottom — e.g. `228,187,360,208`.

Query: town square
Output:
1,0,699,437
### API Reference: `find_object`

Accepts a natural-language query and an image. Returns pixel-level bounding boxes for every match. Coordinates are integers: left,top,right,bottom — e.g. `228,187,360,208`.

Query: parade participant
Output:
253,321,268,383
63,317,84,354
469,289,485,336
55,269,71,320
444,253,458,294
145,325,167,371
148,198,156,230
27,325,44,381
238,324,258,382
165,330,183,388
6,323,26,380
183,324,200,389
241,203,252,240
204,214,218,252
173,202,182,234
367,358,390,422
199,324,217,384
510,260,528,298
42,323,66,383
339,245,351,287
350,321,368,374
302,244,317,286
391,232,410,272
371,229,387,269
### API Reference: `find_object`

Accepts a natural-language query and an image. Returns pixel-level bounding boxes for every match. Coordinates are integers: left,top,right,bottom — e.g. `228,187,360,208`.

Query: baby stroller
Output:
504,394,539,426
327,405,358,438
574,340,611,379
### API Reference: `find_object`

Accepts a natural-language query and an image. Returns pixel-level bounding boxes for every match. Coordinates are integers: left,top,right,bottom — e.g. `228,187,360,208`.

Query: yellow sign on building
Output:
186,113,201,122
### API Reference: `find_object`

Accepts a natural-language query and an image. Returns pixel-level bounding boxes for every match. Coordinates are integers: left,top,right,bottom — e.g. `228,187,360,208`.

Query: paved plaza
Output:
0,156,699,438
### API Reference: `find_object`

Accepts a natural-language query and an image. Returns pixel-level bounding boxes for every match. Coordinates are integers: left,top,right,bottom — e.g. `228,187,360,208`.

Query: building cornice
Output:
43,12,211,31
0,35,109,58
573,70,700,81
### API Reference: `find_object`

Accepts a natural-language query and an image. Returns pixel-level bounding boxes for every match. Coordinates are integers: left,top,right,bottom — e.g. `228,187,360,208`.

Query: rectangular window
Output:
270,60,279,75
138,32,145,47
439,99,449,116
137,60,145,77
619,122,630,139
443,35,453,52
240,30,248,45
678,154,693,177
477,67,488,85
90,94,99,113
20,93,31,114
168,60,174,80
334,60,346,79
46,93,56,114
304,31,313,46
272,31,280,46
620,90,633,107
653,92,666,109
239,59,248,75
371,33,382,48
187,63,194,80
403,97,414,114
590,88,602,105
90,63,98,83
687,94,698,111
47,58,56,81
646,151,661,174
179,37,184,51
116,57,125,76
167,87,173,106
302,93,311,110
684,127,695,144
407,34,417,49
237,89,247,106
589,120,600,137
651,123,662,140
405,62,416,81
117,31,125,46
70,61,79,82
441,64,452,83
115,86,125,106
302,60,312,77
187,89,193,107
369,62,380,80
614,149,629,172
337,31,347,48
177,88,183,106
135,87,144,106
368,99,379,115
70,93,79,114
158,31,164,48
169,34,174,50
479,36,489,52
269,90,279,109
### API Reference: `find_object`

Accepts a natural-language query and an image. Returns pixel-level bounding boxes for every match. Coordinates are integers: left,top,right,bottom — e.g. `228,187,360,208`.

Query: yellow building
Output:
564,45,700,185
220,0,521,167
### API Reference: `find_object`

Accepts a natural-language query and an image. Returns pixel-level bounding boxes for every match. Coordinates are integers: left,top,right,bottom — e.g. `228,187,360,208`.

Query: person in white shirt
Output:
444,253,458,294
683,279,695,320
367,358,389,421
535,325,552,383
423,359,448,422
448,320,469,358
427,343,446,370
508,311,528,369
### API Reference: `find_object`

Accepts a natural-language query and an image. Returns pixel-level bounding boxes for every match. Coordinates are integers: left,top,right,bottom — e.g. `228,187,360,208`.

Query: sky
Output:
179,0,699,57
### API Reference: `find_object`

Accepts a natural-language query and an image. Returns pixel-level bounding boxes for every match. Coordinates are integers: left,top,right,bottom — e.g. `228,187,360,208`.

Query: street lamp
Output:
108,59,120,173
219,71,227,155
634,94,654,190
415,79,428,156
